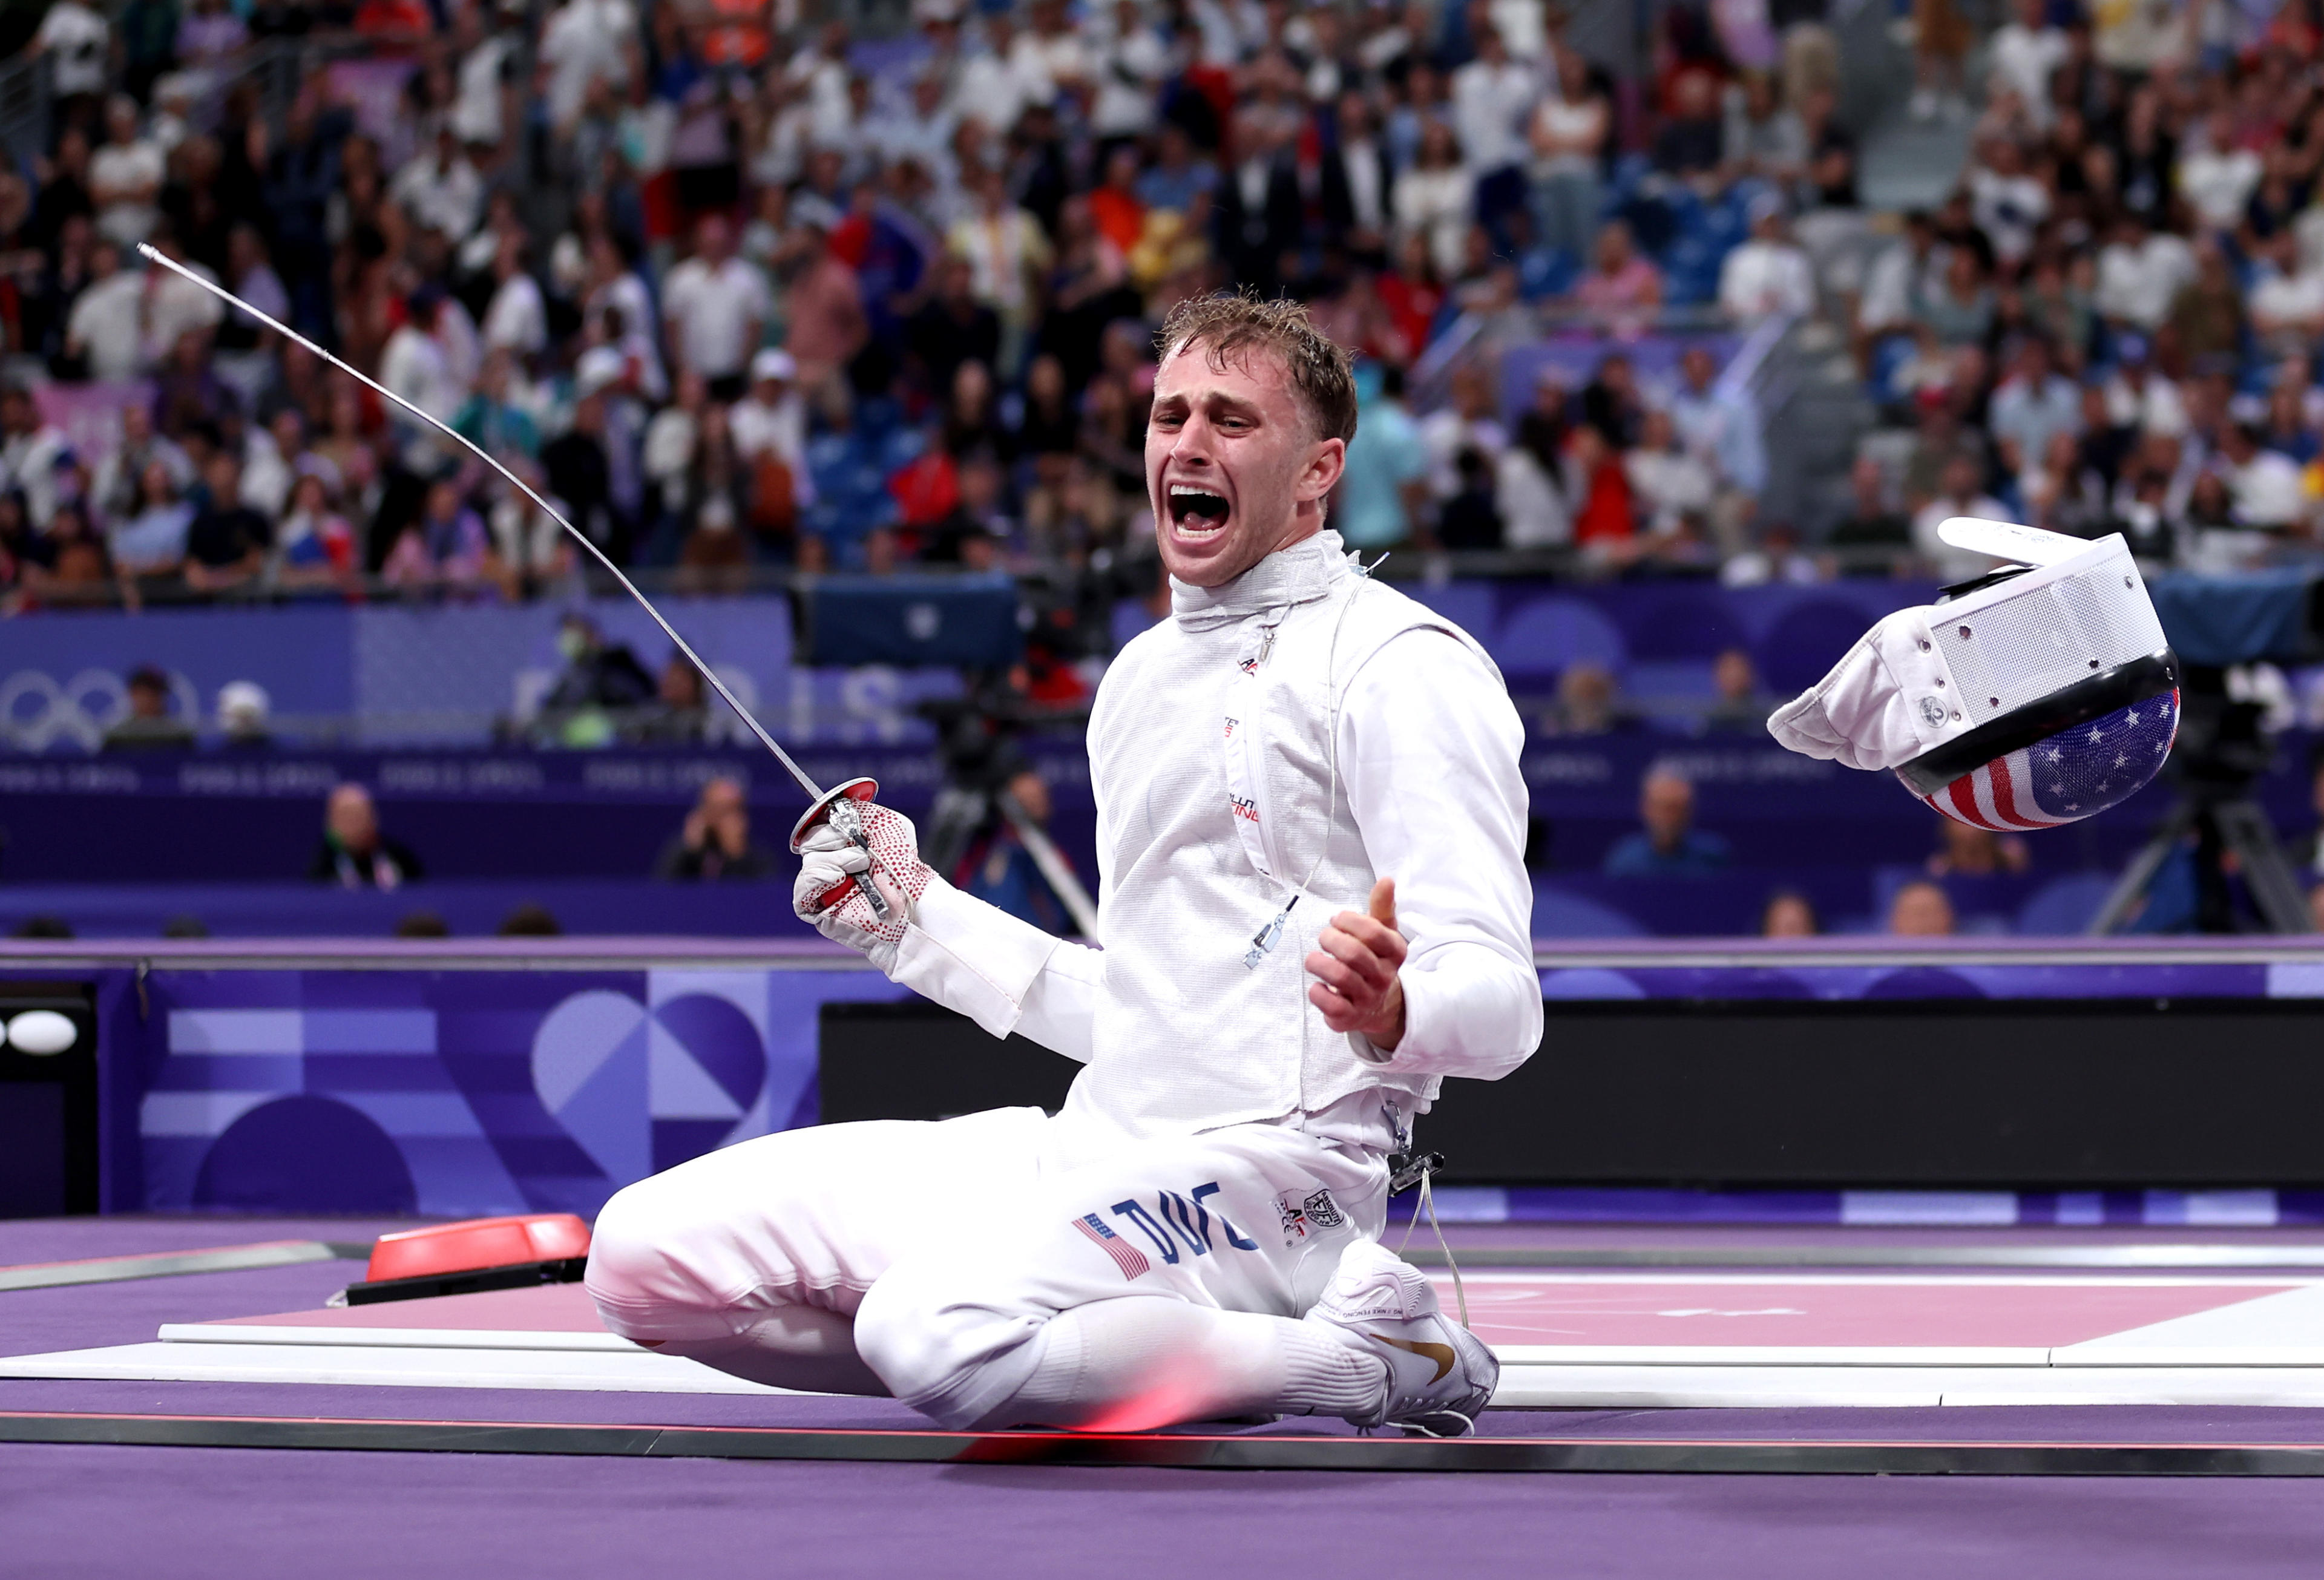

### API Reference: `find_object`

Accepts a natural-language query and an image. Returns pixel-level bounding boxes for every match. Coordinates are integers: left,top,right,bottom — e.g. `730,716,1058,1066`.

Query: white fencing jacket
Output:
888,529,1541,1144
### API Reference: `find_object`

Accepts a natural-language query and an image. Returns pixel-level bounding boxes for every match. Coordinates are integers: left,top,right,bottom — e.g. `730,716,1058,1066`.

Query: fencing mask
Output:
1767,519,2179,830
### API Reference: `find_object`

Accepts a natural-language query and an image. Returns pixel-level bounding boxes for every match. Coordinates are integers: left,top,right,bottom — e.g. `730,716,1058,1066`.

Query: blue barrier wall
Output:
42,939,2324,1216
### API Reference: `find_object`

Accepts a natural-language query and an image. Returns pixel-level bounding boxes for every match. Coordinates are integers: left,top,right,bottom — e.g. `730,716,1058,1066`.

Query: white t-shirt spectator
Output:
390,151,485,243
2095,232,2196,329
2179,142,2263,232
482,270,549,356
1091,25,1169,139
142,258,225,362
34,0,110,97
1718,237,1816,324
1969,165,2050,266
2250,266,2324,343
67,268,147,380
2226,447,2307,527
453,32,517,147
661,257,772,382
2102,369,2189,436
952,45,1047,134
90,135,164,248
1416,407,1509,501
731,389,807,471
1624,445,1715,533
1987,20,2069,122
1450,57,1535,174
539,0,635,126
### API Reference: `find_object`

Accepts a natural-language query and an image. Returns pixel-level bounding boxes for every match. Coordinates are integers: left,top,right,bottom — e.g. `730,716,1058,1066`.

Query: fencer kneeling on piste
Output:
584,295,1543,1437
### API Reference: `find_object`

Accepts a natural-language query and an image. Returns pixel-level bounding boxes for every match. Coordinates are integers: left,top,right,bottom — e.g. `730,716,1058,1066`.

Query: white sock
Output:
649,1305,890,1397
966,1297,1388,1431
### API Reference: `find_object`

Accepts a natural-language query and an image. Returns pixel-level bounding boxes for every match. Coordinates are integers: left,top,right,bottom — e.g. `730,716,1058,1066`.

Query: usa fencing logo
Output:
1071,1212,1152,1281
1908,690,2179,831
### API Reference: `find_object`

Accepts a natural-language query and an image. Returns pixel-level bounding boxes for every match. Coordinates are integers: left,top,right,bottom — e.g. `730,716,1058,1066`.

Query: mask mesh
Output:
1929,552,2167,723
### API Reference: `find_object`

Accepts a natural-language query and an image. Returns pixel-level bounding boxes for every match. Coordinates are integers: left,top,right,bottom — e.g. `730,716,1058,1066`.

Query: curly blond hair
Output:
1154,293,1360,444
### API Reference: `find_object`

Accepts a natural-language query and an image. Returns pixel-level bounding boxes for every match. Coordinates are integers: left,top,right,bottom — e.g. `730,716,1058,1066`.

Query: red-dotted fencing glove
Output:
792,802,933,974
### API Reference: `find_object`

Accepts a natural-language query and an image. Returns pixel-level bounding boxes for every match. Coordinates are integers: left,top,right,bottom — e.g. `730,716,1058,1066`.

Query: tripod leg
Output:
2217,799,2315,934
2089,801,2197,935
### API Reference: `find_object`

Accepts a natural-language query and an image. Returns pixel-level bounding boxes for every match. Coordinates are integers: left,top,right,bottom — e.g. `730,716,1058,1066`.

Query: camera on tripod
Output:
2092,575,2324,934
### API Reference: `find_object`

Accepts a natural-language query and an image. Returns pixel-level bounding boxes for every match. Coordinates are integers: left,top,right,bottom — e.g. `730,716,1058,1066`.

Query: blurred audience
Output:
309,782,423,890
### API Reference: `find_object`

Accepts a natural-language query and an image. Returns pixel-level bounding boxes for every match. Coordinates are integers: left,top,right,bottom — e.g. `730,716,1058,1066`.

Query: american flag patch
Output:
1071,1213,1151,1280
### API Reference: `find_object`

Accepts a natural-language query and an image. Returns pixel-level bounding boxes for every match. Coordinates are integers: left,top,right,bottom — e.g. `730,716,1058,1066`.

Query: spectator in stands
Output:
1718,195,1816,327
629,657,712,746
1888,879,1957,937
498,902,563,936
657,775,776,881
542,614,657,728
1988,338,2083,481
1604,766,1731,877
216,681,272,749
111,457,195,584
183,452,271,595
1912,453,2010,582
1761,890,1819,937
102,664,195,751
1829,455,1912,566
1926,818,2029,878
1497,402,1572,551
1572,218,1663,335
949,767,1078,933
310,783,423,889
396,911,452,938
1669,344,1767,508
1528,42,1609,262
1393,119,1474,282
1650,71,1724,188
1625,408,1715,537
663,215,772,403
1704,649,1772,733
1336,363,1429,551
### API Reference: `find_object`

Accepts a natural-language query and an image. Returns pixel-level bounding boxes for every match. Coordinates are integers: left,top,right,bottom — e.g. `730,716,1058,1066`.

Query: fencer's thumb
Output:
1367,877,1397,931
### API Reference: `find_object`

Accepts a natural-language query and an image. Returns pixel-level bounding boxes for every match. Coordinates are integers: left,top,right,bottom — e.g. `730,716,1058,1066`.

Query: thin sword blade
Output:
134,243,829,805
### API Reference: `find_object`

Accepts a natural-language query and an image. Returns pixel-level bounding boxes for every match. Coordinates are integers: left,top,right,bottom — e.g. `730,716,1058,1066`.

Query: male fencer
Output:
586,296,1539,1435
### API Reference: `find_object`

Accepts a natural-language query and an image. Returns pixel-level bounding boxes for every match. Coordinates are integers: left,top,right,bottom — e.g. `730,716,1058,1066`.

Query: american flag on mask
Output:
1906,691,2180,831
1071,1213,1151,1280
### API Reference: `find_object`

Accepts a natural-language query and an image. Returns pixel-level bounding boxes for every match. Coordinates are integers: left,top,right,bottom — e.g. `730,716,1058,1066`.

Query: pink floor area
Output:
1443,1277,2300,1349
197,1274,2308,1353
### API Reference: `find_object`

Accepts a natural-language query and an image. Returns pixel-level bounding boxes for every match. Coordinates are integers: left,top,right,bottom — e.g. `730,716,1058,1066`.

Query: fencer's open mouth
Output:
1168,487,1230,536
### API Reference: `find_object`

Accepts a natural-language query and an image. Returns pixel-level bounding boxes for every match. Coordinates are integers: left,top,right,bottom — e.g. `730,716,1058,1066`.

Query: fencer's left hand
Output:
1307,877,1407,1051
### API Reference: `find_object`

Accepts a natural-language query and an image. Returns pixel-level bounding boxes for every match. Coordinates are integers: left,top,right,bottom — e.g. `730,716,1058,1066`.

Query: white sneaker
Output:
1302,1239,1498,1437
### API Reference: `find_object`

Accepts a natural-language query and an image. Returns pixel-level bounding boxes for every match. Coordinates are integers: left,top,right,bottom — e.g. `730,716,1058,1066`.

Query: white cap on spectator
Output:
217,681,271,733
575,346,626,399
1747,190,1787,225
752,349,796,385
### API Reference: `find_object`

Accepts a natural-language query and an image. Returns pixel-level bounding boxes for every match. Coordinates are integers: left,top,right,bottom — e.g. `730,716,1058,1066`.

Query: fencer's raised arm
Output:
1333,629,1539,1081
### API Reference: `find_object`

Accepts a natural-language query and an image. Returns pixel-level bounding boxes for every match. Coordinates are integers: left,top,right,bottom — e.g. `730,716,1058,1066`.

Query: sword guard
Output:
792,777,888,922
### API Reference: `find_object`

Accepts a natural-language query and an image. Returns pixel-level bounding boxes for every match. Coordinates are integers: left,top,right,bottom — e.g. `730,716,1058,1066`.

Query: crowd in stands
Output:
1850,0,2324,580
0,0,1875,619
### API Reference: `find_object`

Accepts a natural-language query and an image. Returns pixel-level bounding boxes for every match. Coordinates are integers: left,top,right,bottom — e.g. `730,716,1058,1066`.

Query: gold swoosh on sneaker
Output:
1374,1335,1456,1382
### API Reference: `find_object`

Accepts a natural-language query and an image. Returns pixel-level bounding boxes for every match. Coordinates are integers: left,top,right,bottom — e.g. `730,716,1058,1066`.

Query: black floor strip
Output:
3,1412,2322,1475
0,1242,361,1293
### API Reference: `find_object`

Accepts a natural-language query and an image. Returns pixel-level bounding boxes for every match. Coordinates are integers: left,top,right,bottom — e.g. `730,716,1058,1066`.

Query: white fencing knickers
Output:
585,1106,1390,1427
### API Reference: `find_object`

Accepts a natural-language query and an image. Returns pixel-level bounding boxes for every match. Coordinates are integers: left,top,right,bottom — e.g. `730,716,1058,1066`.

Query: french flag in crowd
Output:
1071,1213,1151,1281
1911,692,2181,832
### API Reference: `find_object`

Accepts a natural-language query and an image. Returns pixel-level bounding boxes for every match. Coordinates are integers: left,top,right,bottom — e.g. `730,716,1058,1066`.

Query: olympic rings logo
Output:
0,667,201,753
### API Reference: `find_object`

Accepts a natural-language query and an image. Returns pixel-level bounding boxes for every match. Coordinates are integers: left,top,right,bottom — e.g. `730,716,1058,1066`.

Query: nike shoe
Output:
1302,1239,1498,1437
